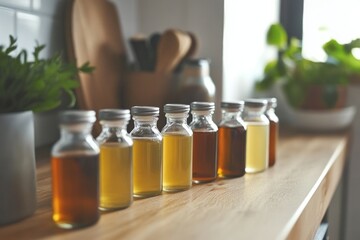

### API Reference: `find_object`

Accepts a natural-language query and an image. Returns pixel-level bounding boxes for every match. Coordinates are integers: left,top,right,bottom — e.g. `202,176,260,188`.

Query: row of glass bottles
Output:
51,98,278,229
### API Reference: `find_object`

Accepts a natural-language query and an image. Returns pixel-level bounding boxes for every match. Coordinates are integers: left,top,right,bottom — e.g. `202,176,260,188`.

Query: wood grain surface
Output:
0,128,348,240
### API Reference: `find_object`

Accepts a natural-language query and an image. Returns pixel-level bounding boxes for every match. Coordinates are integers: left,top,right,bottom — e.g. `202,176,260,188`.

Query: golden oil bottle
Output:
97,109,133,210
130,106,163,198
162,104,193,192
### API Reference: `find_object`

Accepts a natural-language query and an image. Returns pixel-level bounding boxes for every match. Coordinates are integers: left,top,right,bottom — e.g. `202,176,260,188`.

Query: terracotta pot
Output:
300,85,348,110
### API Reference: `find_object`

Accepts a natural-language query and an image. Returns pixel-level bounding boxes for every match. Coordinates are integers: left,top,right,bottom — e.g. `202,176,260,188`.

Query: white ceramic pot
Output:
0,111,37,225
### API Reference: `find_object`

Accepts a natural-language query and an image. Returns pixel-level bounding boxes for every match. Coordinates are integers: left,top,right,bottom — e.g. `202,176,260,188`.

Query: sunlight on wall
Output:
303,0,360,61
222,0,279,101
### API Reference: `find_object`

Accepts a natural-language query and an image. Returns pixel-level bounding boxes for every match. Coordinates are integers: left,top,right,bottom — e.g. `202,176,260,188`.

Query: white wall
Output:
0,0,65,59
223,0,280,101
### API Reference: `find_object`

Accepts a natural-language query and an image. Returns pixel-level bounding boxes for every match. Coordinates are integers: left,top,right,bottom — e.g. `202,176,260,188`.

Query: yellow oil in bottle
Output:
245,123,269,173
99,143,132,210
132,138,162,198
163,134,193,192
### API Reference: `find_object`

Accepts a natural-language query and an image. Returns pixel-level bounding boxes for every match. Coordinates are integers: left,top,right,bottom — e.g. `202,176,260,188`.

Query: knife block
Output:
122,72,173,129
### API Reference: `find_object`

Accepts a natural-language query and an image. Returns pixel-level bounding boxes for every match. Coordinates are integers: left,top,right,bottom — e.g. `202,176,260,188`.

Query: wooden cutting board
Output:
65,0,126,116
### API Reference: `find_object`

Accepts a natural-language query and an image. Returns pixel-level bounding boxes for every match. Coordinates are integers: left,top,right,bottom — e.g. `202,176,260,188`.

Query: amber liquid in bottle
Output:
268,119,278,167
217,126,246,178
192,131,217,183
163,134,193,192
52,153,99,229
133,138,162,198
99,143,132,210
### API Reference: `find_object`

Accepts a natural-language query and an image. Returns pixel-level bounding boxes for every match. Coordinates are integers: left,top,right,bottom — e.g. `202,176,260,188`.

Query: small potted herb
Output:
256,23,360,110
0,36,93,225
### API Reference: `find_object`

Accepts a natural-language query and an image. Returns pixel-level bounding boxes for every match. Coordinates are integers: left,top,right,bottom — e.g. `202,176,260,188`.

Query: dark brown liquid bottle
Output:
217,126,246,178
190,102,218,183
217,102,246,178
52,154,99,228
51,111,100,229
265,98,279,167
192,131,217,182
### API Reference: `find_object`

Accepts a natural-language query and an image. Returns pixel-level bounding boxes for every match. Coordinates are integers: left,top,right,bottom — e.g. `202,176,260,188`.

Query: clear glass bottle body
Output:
265,99,279,167
176,59,216,104
190,103,218,183
243,101,269,173
51,111,99,229
97,113,133,210
130,108,162,198
217,103,247,178
162,106,193,192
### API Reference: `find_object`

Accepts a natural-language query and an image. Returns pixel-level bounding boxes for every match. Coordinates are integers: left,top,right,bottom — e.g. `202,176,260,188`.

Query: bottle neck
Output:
165,112,188,124
100,120,128,133
60,123,93,140
222,110,240,121
133,116,158,128
192,111,214,122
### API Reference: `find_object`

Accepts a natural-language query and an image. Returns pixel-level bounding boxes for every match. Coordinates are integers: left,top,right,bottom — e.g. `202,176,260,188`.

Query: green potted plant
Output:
256,23,360,110
0,36,93,225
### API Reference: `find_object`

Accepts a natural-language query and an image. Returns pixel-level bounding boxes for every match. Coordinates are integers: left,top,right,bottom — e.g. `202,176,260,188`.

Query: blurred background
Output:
0,0,359,239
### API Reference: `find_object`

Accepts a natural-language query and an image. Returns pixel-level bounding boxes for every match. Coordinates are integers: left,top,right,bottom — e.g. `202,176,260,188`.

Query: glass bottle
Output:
130,106,162,198
217,101,247,178
243,99,269,173
190,102,218,183
162,104,193,192
96,109,133,210
264,98,279,167
176,59,216,104
51,110,99,229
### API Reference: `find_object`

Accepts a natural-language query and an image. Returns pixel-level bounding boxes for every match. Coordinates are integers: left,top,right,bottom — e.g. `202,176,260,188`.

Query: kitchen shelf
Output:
0,128,348,240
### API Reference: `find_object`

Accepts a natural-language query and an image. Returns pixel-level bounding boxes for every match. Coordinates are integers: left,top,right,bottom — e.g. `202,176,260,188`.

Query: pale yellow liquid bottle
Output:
132,138,162,197
99,144,132,210
97,109,133,210
243,99,269,173
163,134,193,191
245,123,269,173
131,106,163,198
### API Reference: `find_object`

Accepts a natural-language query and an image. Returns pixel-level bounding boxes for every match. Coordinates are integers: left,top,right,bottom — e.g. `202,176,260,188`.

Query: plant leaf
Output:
267,23,287,49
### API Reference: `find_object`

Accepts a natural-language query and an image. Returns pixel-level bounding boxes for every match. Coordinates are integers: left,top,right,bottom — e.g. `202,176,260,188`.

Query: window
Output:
303,0,360,61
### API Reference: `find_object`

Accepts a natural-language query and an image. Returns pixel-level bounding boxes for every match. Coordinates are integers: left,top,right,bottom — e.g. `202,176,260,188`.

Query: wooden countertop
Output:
0,128,348,240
